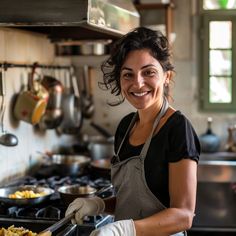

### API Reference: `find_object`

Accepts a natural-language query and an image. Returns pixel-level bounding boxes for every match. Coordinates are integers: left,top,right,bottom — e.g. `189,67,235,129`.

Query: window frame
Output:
199,1,236,112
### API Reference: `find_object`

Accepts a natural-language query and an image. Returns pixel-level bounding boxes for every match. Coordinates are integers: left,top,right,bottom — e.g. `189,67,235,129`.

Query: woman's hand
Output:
65,197,105,224
89,219,136,236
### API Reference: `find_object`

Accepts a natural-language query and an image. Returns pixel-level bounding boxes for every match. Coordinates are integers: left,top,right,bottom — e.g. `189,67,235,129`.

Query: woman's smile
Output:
131,91,150,97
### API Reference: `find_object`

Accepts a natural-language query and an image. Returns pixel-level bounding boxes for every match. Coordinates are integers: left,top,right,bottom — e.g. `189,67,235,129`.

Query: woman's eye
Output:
121,72,133,79
143,70,156,77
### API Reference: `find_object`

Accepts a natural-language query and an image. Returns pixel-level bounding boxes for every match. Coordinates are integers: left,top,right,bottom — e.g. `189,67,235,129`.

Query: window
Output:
200,0,236,111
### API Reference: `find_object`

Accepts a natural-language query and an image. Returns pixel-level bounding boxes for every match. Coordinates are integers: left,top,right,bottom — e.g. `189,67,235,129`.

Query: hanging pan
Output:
57,67,83,135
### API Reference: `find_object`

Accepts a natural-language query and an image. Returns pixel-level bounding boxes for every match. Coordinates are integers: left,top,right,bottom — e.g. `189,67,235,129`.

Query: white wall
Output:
0,28,75,184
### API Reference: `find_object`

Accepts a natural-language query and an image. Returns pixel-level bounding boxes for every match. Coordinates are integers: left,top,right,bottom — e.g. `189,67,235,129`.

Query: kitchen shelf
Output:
134,2,175,43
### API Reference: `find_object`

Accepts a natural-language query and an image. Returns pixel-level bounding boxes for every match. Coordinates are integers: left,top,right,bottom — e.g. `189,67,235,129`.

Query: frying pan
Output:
90,159,111,171
0,185,54,206
46,154,91,176
57,67,83,135
90,158,111,179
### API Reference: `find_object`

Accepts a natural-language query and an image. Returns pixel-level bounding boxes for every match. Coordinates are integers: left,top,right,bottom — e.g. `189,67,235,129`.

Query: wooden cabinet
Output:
134,1,175,43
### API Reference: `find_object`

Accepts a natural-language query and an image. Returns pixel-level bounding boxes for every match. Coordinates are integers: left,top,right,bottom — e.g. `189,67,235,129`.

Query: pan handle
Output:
90,122,113,140
95,184,113,197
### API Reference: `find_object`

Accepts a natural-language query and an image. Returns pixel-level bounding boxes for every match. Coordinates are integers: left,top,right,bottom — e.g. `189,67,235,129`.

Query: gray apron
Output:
111,98,186,236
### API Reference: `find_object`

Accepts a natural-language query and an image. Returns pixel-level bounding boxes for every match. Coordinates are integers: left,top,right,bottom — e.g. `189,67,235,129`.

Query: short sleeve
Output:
167,113,200,163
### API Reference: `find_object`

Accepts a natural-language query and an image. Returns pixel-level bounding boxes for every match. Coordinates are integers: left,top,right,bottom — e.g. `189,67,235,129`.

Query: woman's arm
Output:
134,159,197,236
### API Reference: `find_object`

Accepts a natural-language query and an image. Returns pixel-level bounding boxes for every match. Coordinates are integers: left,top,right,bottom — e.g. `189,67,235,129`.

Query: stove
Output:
0,166,114,236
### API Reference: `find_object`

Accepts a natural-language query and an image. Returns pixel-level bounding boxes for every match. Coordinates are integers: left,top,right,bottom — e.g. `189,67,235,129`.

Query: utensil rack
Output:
0,61,71,71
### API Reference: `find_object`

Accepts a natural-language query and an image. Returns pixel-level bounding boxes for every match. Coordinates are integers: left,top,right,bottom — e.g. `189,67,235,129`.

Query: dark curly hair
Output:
99,27,174,105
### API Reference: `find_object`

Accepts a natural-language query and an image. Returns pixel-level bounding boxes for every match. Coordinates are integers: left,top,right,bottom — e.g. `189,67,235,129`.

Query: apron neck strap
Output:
115,112,138,161
140,97,169,158
115,97,169,161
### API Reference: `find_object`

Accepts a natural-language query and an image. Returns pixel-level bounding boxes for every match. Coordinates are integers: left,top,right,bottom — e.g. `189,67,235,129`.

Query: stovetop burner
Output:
0,167,114,235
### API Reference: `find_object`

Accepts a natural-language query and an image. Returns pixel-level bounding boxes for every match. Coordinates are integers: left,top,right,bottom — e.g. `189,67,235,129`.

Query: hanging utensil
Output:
57,66,83,135
13,63,48,125
0,65,18,146
81,65,94,119
38,69,64,130
90,122,113,140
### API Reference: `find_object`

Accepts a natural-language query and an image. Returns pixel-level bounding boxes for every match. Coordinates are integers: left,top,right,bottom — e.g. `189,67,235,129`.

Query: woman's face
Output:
120,49,170,111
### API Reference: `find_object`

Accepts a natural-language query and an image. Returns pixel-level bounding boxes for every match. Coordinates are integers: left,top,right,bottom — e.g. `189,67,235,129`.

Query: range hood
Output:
0,0,140,41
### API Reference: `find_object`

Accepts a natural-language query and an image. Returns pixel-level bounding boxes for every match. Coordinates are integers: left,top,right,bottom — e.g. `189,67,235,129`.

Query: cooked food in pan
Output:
8,190,46,199
0,225,37,236
0,185,54,206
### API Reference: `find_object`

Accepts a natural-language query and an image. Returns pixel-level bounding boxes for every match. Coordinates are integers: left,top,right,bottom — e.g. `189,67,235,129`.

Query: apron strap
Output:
115,112,138,162
140,97,169,159
115,96,169,162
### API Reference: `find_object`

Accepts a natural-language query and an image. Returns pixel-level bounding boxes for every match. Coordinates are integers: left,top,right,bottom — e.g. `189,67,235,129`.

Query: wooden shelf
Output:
134,2,175,43
134,3,174,10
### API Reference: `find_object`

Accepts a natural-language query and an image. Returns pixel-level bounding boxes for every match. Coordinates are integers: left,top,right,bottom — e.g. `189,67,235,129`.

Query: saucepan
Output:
0,185,54,206
89,158,111,178
88,122,114,160
13,63,49,125
39,75,64,130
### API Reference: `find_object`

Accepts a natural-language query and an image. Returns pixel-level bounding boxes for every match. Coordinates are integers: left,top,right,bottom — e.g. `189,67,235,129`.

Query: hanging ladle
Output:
0,65,18,146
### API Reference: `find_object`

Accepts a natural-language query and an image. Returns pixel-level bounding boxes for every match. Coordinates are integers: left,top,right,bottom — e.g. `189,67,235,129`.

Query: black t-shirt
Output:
114,111,200,207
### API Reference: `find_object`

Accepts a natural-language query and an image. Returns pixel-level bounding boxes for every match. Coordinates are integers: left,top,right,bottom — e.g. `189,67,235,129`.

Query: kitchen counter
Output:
200,152,236,161
198,152,236,183
193,152,236,232
188,231,236,236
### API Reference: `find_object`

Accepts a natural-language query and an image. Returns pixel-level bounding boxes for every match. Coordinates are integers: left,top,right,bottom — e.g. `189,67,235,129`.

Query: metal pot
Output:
38,75,64,130
88,136,114,160
89,158,111,179
49,154,91,176
80,42,106,55
90,159,111,171
0,185,54,206
38,108,63,130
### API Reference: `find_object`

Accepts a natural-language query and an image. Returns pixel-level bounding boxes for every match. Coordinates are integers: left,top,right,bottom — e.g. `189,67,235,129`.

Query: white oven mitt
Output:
65,197,105,224
89,219,136,236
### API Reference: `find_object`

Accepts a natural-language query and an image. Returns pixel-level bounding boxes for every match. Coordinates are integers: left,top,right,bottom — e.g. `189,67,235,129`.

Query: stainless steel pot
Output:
38,75,64,130
88,136,114,160
80,42,106,55
0,185,54,206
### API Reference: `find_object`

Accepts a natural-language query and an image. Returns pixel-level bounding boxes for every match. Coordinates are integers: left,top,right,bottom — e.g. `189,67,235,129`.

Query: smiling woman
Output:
65,27,200,236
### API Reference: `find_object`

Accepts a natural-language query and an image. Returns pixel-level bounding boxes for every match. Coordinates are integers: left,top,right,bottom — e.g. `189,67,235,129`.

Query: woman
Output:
66,27,200,236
